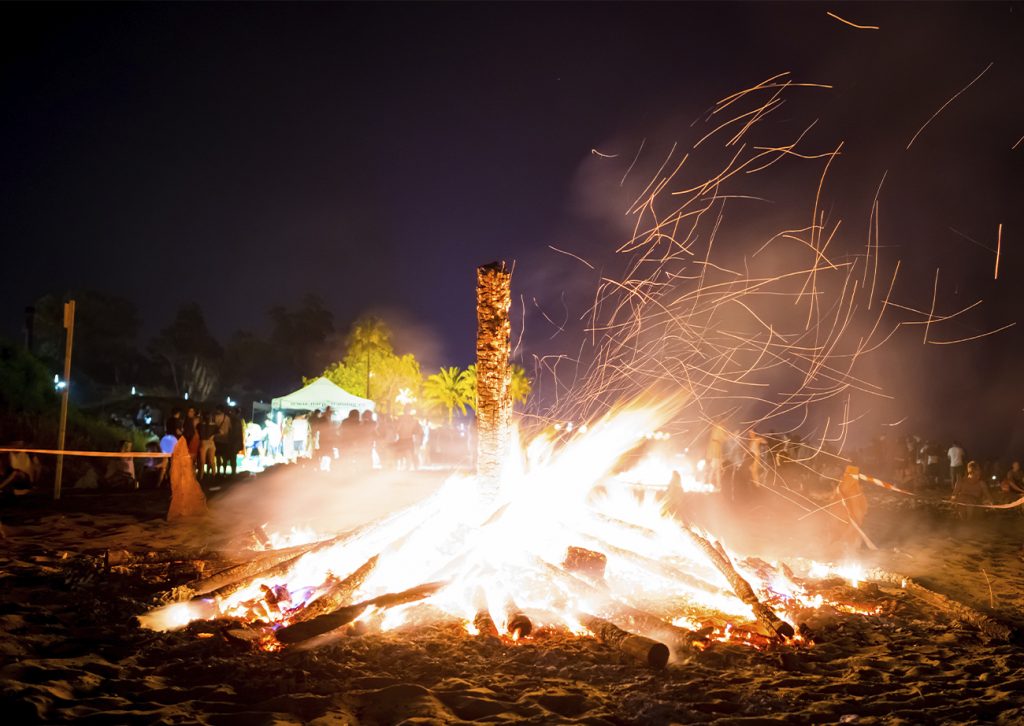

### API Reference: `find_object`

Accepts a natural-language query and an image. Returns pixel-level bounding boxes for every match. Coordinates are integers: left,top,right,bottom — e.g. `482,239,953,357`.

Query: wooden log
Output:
676,524,795,640
505,600,533,639
579,613,670,669
476,261,513,497
274,581,447,645
287,555,379,624
866,568,1012,642
251,526,272,550
199,535,352,604
473,610,499,637
563,546,607,579
105,548,214,567
159,537,342,602
578,534,731,599
541,561,699,648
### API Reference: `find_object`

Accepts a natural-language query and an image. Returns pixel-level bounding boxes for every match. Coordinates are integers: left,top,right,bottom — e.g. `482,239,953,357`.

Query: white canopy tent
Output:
271,377,375,421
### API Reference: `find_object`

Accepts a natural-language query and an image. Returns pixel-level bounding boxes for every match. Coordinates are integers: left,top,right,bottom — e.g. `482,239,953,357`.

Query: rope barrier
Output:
854,472,1024,509
0,447,170,458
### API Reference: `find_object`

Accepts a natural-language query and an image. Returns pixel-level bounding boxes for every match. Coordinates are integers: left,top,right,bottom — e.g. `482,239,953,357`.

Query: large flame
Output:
142,399,866,651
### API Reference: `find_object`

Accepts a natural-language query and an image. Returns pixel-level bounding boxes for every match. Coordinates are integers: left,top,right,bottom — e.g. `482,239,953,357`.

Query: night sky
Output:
2,3,1023,452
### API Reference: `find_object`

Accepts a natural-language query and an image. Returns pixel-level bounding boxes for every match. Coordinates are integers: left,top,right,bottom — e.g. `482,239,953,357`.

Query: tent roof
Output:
271,377,375,412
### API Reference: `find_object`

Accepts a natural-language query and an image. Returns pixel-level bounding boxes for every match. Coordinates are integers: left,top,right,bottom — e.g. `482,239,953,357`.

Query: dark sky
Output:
2,2,1022,452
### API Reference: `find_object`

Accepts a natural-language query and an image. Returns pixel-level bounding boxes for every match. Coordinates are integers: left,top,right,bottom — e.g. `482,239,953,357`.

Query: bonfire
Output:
139,263,1010,666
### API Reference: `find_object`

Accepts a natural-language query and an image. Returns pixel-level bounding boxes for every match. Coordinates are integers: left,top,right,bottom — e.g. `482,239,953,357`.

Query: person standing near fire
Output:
748,429,767,488
947,442,965,488
952,460,992,519
705,422,727,492
395,411,421,471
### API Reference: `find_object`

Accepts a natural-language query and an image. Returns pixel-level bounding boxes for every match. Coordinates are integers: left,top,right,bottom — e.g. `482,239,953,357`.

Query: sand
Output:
2,474,1023,725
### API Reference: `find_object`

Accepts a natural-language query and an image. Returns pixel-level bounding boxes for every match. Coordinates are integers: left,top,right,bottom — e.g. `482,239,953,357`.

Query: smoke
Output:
209,464,448,545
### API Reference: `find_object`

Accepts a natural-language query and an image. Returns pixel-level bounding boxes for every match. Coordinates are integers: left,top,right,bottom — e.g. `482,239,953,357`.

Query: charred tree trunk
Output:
476,261,513,497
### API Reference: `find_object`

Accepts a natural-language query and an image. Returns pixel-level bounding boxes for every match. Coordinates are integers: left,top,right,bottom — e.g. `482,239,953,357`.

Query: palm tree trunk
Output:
475,261,512,497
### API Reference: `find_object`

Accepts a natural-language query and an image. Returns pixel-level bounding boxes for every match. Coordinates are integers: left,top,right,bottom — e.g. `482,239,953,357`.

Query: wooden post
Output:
54,299,75,500
476,261,512,496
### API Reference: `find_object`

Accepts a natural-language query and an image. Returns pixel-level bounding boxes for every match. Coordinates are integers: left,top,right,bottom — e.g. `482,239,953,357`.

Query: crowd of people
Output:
96,403,471,491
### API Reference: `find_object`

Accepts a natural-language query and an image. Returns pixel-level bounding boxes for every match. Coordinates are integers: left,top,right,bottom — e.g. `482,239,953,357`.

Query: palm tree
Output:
422,366,474,424
510,364,532,406
464,364,532,412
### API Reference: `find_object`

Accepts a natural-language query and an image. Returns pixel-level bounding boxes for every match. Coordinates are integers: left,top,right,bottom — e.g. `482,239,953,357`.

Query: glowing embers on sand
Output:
140,402,873,664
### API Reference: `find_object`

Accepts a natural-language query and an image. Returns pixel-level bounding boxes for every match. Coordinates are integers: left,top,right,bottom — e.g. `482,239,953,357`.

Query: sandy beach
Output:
2,472,1023,725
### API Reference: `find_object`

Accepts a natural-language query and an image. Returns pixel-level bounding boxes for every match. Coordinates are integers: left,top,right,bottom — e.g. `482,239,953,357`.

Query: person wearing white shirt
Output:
947,443,965,488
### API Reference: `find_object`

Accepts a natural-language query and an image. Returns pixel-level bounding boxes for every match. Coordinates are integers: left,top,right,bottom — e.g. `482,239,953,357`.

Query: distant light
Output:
131,386,137,396
184,391,189,401
395,388,416,407
53,374,66,391
226,396,237,407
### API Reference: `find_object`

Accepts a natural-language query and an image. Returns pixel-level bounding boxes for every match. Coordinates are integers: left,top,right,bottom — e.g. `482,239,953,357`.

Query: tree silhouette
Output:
150,303,222,399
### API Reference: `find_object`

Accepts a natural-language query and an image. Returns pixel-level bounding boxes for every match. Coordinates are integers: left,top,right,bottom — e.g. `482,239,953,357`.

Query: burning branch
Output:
275,581,448,645
677,523,795,640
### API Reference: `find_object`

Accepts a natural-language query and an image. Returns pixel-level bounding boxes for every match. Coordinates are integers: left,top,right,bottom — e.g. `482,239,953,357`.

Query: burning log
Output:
677,525,795,640
866,568,1012,642
274,581,447,645
160,535,348,602
541,560,700,649
476,261,513,496
578,535,731,599
473,610,499,637
198,535,353,604
471,585,499,636
505,601,533,639
287,555,379,624
580,613,670,669
563,546,607,579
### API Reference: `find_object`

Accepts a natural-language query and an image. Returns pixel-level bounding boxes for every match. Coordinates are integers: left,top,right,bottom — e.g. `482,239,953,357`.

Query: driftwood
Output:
287,555,379,624
866,568,1012,641
580,613,670,669
274,581,447,645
